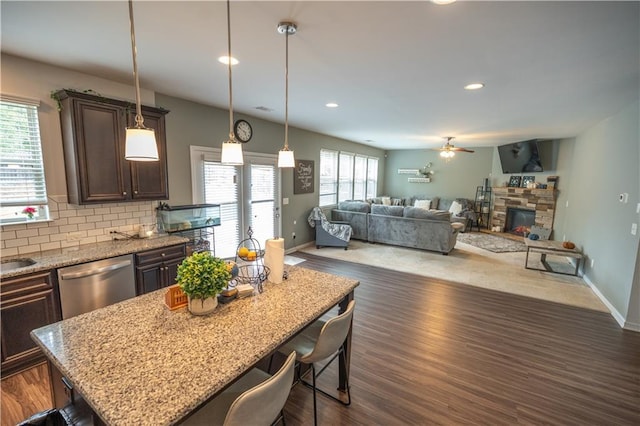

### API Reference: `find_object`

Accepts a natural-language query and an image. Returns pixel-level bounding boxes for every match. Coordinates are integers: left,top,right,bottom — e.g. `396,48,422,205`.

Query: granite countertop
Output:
0,235,189,279
31,265,359,426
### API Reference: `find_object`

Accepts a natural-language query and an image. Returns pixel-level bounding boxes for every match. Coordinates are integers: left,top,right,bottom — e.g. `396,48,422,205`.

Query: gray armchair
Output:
308,207,353,249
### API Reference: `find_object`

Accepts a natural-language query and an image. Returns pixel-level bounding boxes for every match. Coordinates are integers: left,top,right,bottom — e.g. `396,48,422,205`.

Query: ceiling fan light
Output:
125,127,158,161
278,149,295,168
221,141,244,165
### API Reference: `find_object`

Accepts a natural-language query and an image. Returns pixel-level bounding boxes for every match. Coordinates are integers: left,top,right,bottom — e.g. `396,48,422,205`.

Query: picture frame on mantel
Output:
293,160,314,194
508,175,522,187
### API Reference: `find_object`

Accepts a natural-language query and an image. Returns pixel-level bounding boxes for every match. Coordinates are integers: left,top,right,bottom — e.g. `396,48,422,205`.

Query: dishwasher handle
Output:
60,259,133,280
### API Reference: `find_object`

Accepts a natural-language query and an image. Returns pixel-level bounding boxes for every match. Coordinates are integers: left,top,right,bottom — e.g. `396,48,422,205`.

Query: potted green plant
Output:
176,251,231,315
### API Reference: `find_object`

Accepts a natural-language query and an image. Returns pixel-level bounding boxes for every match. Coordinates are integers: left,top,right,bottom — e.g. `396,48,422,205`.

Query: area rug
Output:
457,232,526,253
297,240,607,312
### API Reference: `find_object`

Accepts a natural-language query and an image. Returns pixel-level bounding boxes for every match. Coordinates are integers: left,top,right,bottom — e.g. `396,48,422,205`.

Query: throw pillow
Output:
381,196,391,206
413,199,431,209
449,200,463,216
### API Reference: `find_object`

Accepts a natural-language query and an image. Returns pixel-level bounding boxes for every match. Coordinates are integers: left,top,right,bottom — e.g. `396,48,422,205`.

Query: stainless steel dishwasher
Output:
57,254,136,319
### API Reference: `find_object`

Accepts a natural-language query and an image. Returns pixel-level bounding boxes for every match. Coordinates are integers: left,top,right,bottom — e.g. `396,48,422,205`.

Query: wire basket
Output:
230,264,269,293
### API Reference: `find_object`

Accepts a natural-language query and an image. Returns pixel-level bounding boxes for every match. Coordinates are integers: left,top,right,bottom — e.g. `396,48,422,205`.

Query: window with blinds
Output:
0,97,49,223
320,149,379,206
249,164,276,248
319,149,338,206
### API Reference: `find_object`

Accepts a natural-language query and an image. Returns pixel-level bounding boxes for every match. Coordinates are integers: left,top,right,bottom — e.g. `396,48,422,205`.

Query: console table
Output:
524,238,583,276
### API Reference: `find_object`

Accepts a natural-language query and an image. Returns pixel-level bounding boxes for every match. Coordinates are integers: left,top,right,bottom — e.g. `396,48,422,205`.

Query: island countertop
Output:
0,235,189,279
31,265,359,426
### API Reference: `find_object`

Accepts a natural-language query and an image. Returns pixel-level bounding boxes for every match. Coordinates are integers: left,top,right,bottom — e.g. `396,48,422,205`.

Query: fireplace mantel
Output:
491,187,558,232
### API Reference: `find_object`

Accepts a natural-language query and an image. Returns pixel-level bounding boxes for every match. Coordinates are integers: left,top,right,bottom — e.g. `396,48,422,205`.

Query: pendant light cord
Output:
128,0,145,128
284,27,289,150
226,0,234,140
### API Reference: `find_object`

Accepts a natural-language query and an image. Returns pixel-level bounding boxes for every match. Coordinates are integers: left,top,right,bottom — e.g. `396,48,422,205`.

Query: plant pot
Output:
188,296,218,315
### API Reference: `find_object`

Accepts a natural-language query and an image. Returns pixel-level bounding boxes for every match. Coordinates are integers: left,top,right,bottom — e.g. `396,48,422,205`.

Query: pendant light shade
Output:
277,22,297,168
221,141,244,165
278,148,295,168
124,0,158,162
125,128,158,161
221,0,243,165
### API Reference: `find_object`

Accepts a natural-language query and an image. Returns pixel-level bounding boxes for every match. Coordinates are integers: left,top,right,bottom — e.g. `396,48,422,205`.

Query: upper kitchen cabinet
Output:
55,89,169,204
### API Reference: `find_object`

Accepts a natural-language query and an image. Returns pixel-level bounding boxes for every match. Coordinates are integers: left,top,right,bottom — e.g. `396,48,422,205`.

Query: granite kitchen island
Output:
31,265,359,425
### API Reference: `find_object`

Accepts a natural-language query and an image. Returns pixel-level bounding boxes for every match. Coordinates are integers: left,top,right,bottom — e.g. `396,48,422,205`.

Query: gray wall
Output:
384,147,494,201
560,101,639,325
155,93,386,250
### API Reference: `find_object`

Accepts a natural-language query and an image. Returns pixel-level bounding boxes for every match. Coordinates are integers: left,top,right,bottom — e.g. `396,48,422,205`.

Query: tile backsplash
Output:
1,195,157,256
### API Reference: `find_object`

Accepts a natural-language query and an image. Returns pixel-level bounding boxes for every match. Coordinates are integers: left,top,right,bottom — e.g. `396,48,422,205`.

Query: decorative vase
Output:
188,295,218,315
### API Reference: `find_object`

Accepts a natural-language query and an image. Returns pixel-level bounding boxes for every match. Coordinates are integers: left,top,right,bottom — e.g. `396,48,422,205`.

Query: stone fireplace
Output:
505,207,535,236
491,187,557,234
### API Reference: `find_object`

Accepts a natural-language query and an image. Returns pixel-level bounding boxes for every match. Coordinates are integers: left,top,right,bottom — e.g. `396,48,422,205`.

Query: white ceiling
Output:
1,1,638,150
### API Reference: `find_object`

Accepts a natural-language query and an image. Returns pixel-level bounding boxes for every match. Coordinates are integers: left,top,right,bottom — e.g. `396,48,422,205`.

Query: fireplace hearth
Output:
506,207,535,236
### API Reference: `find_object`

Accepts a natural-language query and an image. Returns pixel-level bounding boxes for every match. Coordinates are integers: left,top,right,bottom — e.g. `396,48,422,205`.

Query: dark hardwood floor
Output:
2,252,639,425
281,252,640,425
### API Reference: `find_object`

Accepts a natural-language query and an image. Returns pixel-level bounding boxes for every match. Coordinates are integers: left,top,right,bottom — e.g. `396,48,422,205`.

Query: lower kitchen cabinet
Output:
0,271,61,376
135,244,186,295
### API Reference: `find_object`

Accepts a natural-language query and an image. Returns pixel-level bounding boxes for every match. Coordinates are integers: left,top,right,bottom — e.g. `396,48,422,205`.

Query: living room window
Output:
320,149,378,207
0,96,50,224
319,149,338,206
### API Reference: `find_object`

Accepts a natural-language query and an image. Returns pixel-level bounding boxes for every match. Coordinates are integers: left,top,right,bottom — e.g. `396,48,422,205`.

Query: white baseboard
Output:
582,274,627,329
285,241,313,254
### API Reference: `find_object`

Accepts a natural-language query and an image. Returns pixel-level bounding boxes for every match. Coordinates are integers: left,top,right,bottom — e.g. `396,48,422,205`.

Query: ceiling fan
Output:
435,137,474,158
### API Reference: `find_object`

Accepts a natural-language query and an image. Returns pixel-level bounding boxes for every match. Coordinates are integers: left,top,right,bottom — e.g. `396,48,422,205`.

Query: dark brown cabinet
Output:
55,89,169,204
135,244,186,295
1,271,61,376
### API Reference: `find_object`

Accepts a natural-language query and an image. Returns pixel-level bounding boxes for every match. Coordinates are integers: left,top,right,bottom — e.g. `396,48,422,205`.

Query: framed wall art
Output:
293,159,314,194
522,176,535,187
508,175,522,187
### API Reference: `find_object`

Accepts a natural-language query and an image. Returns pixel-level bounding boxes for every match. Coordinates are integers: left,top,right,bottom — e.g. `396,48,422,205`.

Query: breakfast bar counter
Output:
31,265,359,425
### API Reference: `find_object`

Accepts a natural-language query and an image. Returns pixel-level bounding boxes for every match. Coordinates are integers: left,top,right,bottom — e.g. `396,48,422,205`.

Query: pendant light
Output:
124,0,158,162
277,22,297,168
220,0,243,165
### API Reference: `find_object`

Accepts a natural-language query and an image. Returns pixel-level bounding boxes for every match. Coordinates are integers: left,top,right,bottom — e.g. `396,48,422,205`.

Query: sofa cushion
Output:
337,201,371,213
371,204,404,217
403,207,451,221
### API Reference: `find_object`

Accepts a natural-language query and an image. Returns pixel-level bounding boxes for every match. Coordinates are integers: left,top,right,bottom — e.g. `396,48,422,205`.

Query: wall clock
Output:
233,119,252,143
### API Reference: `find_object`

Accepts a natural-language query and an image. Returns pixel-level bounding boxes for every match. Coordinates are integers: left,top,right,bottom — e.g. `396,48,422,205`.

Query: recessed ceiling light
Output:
431,0,456,5
326,102,339,108
464,82,485,90
218,56,239,65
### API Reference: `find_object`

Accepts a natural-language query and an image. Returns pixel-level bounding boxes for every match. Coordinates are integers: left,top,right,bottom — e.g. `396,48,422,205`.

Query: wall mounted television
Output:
498,139,551,174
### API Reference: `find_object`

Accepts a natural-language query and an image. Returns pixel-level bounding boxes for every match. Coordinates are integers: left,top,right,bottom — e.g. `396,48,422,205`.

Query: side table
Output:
524,238,584,276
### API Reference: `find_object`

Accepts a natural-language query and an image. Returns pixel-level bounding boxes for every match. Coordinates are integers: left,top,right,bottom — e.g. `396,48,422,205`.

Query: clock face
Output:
234,120,252,143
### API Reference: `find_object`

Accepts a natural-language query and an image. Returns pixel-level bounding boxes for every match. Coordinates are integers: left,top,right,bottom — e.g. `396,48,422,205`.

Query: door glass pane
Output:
249,164,276,249
204,161,239,259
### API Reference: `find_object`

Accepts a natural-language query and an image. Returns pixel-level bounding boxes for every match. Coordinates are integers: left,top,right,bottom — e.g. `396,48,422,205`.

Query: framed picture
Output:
293,160,314,194
522,176,535,187
508,175,522,187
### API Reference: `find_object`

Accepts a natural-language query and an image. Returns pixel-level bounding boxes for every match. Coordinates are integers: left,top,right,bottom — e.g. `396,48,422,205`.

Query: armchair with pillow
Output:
437,198,476,232
308,207,353,249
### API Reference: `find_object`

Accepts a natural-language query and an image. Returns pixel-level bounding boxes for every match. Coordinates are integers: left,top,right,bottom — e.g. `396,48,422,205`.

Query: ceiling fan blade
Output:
449,147,475,153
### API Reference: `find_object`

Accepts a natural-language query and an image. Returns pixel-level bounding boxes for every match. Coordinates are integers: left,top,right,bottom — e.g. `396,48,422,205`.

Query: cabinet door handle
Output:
123,191,127,195
134,190,138,194
161,253,166,257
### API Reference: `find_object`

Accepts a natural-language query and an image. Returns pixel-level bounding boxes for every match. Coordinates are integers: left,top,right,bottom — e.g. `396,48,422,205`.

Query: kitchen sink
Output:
1,258,36,272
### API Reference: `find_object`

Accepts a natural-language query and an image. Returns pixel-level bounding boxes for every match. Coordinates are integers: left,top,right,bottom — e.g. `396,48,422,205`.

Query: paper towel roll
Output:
264,238,285,284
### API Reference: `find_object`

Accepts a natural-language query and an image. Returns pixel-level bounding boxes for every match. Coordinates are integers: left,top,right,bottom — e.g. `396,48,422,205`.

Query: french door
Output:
191,147,280,259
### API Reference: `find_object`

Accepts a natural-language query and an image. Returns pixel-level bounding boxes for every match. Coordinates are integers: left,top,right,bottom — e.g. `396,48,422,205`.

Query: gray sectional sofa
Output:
331,201,463,254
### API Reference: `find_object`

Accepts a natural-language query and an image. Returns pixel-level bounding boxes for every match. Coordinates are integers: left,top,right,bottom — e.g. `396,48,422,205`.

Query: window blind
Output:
249,164,276,248
204,161,240,259
0,99,48,206
366,157,378,198
319,149,338,206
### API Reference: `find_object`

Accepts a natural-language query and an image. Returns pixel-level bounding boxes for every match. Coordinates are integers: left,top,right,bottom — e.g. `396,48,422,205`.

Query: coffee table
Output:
524,238,583,276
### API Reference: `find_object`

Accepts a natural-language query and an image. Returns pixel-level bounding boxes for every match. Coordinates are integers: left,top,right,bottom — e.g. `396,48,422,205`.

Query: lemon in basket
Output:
237,247,249,258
